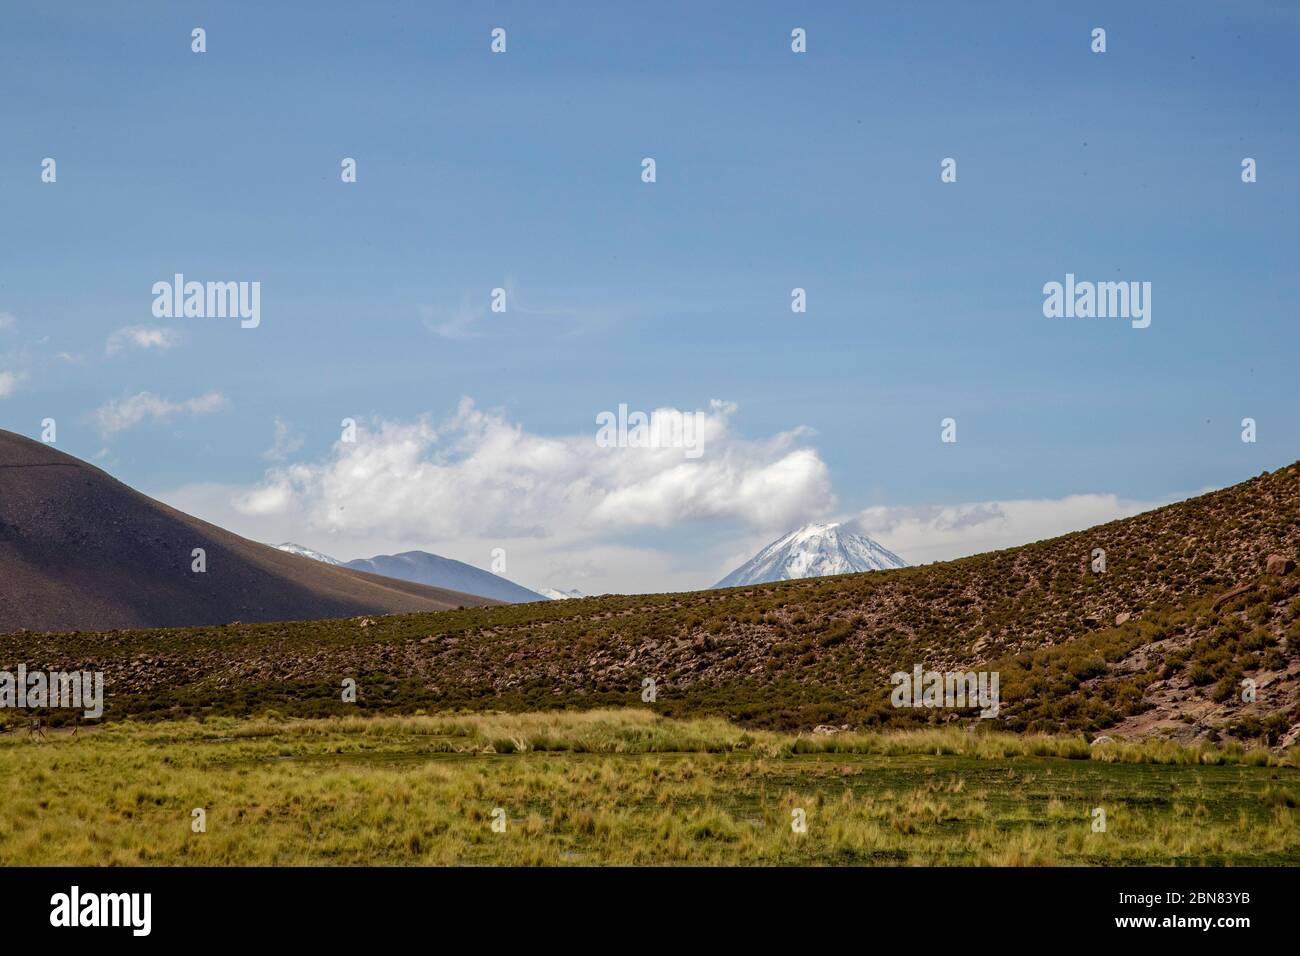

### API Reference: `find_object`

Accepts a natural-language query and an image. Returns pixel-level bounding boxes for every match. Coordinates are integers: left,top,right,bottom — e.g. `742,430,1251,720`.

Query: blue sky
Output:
2,1,1297,593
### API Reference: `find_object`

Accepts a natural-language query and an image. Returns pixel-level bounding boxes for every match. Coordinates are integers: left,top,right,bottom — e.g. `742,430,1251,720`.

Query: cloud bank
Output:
157,398,1173,595
850,493,1169,566
233,398,833,541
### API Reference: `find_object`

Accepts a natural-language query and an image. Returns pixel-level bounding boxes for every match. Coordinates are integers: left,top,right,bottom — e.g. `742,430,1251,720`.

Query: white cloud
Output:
850,493,1170,567
106,325,182,355
163,473,724,594
149,397,1182,595
1,313,21,394
229,399,832,541
153,398,830,593
262,417,304,462
419,302,486,341
91,391,229,437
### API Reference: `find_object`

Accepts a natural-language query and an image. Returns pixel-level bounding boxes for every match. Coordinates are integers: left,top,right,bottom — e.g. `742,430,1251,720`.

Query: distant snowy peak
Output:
537,587,585,601
276,542,344,566
712,522,906,588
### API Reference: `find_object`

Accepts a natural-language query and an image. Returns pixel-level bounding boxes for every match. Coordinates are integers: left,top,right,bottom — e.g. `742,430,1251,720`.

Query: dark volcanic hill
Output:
0,430,499,632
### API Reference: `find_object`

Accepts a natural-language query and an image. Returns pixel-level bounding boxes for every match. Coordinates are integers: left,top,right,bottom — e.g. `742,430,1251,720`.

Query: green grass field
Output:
3,709,1296,865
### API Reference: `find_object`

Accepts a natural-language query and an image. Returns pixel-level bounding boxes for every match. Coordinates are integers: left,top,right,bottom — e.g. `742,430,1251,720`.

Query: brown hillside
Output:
0,430,498,632
2,457,1297,746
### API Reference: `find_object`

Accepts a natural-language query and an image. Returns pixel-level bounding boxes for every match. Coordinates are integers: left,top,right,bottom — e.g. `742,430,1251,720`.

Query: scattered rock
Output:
812,724,841,735
1091,735,1116,746
1115,612,1131,626
1212,583,1255,610
1265,553,1296,576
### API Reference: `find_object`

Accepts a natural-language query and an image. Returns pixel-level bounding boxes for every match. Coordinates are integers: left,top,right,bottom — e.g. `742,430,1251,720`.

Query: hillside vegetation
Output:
5,462,1298,747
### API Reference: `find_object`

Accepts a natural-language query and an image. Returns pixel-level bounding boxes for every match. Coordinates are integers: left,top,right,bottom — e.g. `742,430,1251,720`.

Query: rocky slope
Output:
4,458,1297,747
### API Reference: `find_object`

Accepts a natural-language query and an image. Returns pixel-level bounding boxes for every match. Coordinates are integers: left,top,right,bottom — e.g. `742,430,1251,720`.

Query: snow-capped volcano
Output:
712,522,906,588
276,542,344,566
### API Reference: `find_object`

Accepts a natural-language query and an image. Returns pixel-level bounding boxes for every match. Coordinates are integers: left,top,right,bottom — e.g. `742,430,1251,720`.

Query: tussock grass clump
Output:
101,709,1294,765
